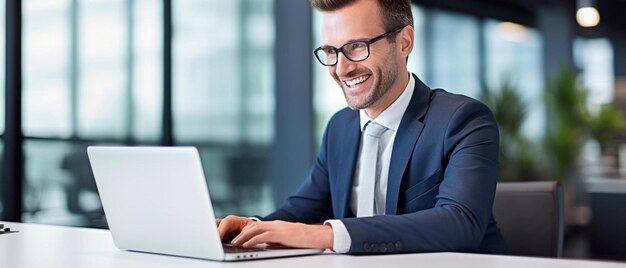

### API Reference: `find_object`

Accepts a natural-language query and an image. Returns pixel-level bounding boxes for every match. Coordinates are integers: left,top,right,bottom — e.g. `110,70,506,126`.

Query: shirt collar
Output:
360,73,415,132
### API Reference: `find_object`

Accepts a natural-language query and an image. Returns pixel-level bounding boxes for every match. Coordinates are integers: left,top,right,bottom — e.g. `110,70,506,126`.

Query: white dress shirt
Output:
325,74,415,253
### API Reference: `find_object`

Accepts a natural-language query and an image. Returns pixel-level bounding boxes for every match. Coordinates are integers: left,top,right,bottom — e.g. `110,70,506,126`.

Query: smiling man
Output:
217,0,510,254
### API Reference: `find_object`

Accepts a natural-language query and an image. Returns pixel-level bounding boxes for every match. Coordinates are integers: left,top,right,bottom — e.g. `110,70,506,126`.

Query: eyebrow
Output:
320,38,370,48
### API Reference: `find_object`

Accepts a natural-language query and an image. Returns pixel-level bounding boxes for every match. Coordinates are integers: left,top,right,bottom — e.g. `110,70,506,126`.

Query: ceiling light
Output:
576,0,600,27
497,22,531,43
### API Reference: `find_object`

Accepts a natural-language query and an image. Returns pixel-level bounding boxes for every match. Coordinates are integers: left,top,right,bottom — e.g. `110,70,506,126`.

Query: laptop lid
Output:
87,146,323,261
88,146,225,260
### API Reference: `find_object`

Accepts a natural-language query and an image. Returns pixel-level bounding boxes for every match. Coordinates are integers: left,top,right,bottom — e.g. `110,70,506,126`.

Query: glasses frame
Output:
313,26,405,66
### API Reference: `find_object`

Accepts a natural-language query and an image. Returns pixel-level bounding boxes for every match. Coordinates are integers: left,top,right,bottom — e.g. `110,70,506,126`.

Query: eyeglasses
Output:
313,26,404,66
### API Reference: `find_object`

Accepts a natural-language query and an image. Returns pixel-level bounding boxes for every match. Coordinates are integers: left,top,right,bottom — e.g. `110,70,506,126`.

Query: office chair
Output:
492,181,564,258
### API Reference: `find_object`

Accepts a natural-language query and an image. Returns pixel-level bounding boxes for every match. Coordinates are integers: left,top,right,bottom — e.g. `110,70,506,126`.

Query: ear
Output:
398,26,414,58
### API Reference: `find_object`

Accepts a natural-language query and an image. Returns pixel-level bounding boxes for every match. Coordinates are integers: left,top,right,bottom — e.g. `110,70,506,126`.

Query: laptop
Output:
87,146,323,261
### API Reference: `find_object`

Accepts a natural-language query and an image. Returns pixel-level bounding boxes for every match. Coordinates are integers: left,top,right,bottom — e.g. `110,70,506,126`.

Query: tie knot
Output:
363,121,387,138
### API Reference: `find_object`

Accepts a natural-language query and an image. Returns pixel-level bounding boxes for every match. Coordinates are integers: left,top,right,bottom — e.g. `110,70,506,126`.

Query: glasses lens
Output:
315,47,337,66
343,41,369,62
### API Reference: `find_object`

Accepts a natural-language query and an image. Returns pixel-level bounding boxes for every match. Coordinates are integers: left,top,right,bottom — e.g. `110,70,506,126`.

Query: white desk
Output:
1,222,625,268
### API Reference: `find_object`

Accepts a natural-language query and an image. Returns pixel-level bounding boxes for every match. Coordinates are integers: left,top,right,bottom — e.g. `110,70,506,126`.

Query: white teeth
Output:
345,75,370,87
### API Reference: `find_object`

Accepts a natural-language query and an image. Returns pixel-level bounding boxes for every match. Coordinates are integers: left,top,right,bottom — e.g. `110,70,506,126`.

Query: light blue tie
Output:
357,121,387,217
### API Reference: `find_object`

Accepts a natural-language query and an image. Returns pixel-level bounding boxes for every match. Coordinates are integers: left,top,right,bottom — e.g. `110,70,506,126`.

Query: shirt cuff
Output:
324,219,351,253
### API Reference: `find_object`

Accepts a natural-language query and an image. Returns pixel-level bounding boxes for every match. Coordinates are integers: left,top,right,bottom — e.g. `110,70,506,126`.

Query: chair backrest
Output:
493,181,564,258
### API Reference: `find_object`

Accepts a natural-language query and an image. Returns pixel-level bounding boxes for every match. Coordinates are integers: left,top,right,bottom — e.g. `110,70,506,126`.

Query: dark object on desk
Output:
0,226,18,235
493,181,564,258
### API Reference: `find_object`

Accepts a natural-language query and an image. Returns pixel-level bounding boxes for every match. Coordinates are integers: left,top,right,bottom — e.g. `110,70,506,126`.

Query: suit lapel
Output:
385,74,431,215
334,113,361,218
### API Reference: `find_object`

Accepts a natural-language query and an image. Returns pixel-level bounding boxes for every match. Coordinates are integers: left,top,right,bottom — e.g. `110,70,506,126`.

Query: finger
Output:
231,222,265,247
242,232,278,248
217,218,235,240
215,218,222,226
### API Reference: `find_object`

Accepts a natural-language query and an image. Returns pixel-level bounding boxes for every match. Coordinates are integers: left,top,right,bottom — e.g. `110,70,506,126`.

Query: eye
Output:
348,42,366,50
322,47,337,56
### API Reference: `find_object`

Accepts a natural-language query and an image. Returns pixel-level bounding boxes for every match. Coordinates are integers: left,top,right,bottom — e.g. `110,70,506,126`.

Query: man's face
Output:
321,0,402,112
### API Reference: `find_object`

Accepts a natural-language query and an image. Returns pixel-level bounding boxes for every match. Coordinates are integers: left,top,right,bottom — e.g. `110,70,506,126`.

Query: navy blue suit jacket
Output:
264,75,509,254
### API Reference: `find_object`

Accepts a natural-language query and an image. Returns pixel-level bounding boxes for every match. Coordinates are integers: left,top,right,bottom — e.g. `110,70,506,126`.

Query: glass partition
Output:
484,19,544,138
23,0,72,138
173,0,275,217
429,9,480,98
22,0,162,226
575,38,614,112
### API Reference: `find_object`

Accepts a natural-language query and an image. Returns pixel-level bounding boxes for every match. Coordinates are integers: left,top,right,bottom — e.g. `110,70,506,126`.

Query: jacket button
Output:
395,241,403,251
371,244,378,252
387,243,395,252
364,243,370,252
380,243,388,252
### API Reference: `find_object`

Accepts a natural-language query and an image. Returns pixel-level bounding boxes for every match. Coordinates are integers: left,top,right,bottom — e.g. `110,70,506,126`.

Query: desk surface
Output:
586,177,626,194
1,222,625,268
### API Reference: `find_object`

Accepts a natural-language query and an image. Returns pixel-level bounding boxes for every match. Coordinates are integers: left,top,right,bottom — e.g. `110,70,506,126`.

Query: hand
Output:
230,220,333,249
216,215,255,242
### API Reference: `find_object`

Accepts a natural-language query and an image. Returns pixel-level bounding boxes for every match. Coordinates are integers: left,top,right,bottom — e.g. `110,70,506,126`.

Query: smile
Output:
344,75,371,88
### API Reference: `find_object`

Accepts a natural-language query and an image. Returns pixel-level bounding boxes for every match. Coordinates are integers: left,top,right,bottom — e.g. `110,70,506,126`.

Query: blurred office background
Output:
2,0,626,261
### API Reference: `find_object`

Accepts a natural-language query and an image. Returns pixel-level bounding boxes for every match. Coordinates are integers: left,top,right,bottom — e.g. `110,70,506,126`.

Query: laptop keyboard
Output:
223,244,267,253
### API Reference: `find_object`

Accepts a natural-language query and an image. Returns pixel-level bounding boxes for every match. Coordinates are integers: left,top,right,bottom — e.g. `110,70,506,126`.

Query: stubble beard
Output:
341,51,399,111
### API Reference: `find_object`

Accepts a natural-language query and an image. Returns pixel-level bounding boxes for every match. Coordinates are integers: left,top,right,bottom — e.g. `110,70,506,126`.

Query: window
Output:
575,38,614,112
429,9,480,97
23,0,74,225
19,0,275,226
24,0,71,138
484,19,544,138
173,0,275,217
312,10,343,145
407,5,427,82
131,0,163,141
22,0,162,226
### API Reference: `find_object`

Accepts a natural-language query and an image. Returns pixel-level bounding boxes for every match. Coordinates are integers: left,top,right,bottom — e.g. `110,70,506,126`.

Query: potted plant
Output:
588,104,626,170
480,77,543,182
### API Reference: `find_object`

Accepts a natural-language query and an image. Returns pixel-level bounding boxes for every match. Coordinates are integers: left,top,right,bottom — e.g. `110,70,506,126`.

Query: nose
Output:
334,52,357,78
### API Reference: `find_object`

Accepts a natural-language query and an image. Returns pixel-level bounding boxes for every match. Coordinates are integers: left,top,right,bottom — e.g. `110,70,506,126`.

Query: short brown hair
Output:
311,0,414,31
